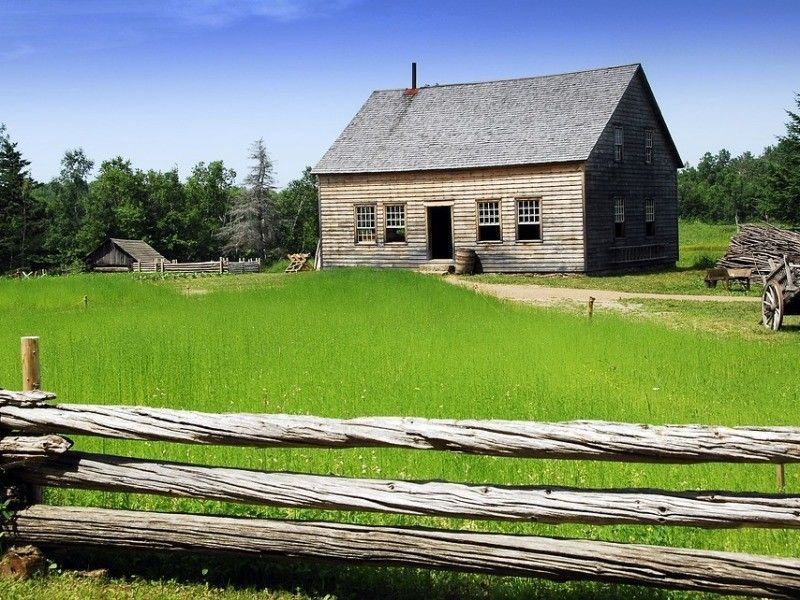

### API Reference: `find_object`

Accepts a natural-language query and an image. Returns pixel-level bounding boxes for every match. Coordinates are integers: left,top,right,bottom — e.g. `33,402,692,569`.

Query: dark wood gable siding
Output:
583,71,680,272
87,240,135,269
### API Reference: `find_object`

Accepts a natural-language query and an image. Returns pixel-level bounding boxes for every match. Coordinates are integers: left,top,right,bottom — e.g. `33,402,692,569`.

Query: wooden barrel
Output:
454,248,476,275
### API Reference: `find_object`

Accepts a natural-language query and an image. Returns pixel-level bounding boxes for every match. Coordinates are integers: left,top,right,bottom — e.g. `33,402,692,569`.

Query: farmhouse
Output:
313,64,682,272
86,238,166,272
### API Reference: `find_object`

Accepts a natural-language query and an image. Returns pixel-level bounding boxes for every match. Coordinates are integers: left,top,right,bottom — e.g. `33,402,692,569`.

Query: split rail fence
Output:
132,257,261,274
1,337,799,598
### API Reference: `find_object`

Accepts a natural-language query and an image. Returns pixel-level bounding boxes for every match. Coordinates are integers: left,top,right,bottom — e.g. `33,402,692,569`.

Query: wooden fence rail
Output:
15,450,800,529
9,505,800,599
2,399,800,463
1,345,799,599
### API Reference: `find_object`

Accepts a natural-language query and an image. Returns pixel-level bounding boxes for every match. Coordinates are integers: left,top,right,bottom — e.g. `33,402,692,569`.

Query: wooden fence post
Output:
21,336,43,503
219,257,224,275
21,337,40,392
588,297,595,319
777,464,786,492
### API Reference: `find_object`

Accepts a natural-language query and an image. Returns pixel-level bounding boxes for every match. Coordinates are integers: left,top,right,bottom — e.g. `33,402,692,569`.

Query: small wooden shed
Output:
86,238,166,272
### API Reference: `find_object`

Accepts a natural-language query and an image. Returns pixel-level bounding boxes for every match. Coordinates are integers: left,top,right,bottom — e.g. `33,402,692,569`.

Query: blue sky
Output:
1,0,799,187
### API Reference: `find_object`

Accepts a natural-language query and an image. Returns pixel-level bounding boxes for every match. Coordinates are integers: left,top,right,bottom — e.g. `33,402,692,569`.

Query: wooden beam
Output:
2,405,800,463
16,452,800,529
9,505,800,598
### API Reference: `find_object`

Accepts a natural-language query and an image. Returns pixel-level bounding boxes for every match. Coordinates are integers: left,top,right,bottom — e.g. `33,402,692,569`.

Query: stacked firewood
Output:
717,224,800,274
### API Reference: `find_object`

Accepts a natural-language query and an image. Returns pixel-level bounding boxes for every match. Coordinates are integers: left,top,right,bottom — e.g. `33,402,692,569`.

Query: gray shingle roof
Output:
313,64,644,174
110,238,166,262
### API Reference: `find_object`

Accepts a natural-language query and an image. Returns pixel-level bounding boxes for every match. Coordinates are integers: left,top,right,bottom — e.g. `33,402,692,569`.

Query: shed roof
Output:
108,238,166,262
313,64,680,174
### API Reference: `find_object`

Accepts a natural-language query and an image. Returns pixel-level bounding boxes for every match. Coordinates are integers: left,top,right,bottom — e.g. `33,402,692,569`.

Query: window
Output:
645,129,654,165
477,201,501,241
614,126,624,162
614,196,625,238
355,205,376,243
385,204,406,243
516,199,541,240
645,198,655,236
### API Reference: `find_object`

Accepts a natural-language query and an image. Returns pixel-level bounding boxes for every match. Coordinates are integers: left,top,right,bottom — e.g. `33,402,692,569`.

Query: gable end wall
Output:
584,72,680,271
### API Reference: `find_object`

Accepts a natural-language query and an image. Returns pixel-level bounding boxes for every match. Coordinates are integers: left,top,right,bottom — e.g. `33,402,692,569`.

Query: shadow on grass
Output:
48,547,675,600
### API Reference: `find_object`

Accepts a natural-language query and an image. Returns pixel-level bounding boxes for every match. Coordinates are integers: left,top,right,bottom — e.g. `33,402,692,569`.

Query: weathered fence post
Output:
20,336,43,503
777,464,786,492
219,257,224,275
21,337,40,392
588,297,595,319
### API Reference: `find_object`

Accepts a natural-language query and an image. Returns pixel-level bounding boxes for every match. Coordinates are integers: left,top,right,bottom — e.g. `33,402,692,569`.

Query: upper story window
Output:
516,199,541,241
355,205,376,243
614,196,625,238
645,198,655,236
385,204,406,243
645,129,654,165
614,126,624,162
477,201,501,242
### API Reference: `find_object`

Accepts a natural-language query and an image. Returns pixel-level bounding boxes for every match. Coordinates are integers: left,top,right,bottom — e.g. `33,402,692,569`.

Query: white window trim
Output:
355,205,376,244
476,200,502,243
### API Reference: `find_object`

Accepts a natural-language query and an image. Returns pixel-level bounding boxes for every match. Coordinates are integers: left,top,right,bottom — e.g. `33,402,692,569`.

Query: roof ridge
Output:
374,63,641,93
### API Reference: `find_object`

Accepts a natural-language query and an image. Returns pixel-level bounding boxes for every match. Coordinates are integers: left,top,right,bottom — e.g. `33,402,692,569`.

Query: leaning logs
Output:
718,224,800,273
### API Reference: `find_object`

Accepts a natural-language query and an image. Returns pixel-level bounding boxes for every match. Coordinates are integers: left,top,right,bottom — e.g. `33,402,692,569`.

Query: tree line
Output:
678,94,800,225
0,130,318,273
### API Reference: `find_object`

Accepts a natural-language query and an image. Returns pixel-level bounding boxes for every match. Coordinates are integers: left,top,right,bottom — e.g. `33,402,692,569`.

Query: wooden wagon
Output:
761,256,800,330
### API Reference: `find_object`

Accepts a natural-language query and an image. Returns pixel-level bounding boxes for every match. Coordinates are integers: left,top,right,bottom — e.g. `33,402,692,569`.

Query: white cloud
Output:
165,0,358,27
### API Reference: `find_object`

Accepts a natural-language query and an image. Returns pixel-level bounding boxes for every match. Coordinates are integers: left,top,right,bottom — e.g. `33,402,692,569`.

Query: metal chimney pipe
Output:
411,62,417,89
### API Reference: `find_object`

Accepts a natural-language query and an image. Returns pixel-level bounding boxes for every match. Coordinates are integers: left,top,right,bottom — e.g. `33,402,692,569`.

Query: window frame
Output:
614,126,624,162
354,204,377,244
613,196,625,238
515,198,542,242
384,203,407,244
644,129,654,165
645,197,655,237
476,200,502,243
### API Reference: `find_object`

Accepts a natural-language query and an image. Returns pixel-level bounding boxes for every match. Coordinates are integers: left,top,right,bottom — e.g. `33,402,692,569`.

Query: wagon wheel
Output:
762,282,785,331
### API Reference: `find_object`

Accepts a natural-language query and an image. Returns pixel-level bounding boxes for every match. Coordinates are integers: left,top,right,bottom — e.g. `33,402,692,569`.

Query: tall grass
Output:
0,270,797,596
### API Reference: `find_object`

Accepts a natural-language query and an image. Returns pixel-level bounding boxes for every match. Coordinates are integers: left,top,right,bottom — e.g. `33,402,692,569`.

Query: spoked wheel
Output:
762,282,785,331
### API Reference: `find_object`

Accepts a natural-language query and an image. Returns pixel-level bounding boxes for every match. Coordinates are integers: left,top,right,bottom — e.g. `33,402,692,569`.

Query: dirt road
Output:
449,280,759,311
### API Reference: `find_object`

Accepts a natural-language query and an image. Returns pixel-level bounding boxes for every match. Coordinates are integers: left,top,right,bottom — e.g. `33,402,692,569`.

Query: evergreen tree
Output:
0,132,45,270
767,93,800,225
220,139,279,259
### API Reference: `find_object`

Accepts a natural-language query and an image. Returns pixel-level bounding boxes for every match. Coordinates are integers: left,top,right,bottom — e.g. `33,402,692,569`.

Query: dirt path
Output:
449,280,759,311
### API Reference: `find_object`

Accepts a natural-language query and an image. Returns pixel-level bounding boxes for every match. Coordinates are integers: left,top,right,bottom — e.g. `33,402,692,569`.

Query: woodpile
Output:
718,224,800,274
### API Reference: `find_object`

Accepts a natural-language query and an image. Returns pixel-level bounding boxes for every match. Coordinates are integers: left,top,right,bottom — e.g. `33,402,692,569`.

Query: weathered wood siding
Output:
584,71,680,272
87,240,134,269
318,163,586,272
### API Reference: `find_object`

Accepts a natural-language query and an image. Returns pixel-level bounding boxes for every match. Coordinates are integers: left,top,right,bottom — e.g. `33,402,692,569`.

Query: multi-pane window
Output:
516,199,541,241
385,204,406,243
645,129,654,165
614,126,624,162
614,196,625,238
645,198,655,236
355,205,376,243
477,201,501,241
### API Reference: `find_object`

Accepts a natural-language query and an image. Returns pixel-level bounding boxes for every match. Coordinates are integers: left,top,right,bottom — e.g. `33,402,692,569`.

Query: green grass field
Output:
0,223,797,599
472,220,743,295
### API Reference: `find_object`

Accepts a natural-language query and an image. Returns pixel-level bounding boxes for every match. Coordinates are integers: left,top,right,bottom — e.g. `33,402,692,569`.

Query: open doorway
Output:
427,206,453,259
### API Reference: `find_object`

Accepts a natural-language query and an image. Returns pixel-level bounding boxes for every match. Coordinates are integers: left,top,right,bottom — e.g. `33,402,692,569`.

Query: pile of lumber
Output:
718,224,800,274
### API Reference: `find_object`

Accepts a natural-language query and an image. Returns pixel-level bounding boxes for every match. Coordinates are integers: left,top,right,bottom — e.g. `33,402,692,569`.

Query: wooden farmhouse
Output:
312,64,682,272
86,238,166,272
